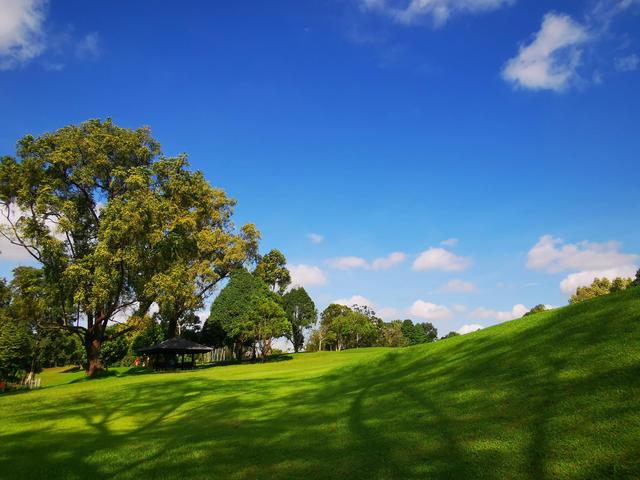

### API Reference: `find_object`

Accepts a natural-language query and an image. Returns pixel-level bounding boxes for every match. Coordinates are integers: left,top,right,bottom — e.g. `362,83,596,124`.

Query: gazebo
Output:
138,337,213,371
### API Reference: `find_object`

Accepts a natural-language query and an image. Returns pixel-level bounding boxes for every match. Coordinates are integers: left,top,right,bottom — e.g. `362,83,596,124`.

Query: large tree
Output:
0,119,258,375
282,287,316,352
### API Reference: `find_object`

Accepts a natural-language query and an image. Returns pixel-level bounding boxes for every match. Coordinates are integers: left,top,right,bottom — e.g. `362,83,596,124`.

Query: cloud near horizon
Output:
471,304,528,322
457,323,483,335
407,300,452,321
527,234,638,295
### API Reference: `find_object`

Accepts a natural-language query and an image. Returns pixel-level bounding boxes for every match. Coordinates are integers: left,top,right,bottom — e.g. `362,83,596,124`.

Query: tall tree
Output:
254,249,290,295
282,287,316,352
0,119,258,375
204,268,264,359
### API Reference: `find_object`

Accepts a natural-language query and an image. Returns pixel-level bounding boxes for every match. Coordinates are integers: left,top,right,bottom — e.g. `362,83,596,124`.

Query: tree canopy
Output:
0,119,258,375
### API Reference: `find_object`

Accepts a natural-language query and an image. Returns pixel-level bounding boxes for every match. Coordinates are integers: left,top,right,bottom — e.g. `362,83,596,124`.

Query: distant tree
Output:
524,304,547,317
569,276,633,304
401,319,437,345
379,320,407,347
204,269,264,359
282,287,317,353
304,329,323,352
633,269,640,287
441,331,460,339
246,295,289,361
611,277,633,292
254,249,291,295
415,322,438,343
319,304,352,351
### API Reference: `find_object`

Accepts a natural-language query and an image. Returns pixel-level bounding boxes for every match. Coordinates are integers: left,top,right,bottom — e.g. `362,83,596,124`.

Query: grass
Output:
1,288,639,479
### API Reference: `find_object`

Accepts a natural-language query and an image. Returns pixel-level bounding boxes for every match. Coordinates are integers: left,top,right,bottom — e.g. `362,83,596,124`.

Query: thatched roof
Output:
138,337,213,354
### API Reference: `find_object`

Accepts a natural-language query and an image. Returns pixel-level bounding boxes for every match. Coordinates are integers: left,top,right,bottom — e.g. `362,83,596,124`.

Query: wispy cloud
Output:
440,238,459,247
502,13,589,92
471,304,528,322
307,232,324,244
442,279,477,293
326,256,369,270
75,32,100,61
614,53,639,72
0,0,47,70
407,300,452,321
358,0,514,27
413,247,472,272
372,251,406,270
288,264,328,287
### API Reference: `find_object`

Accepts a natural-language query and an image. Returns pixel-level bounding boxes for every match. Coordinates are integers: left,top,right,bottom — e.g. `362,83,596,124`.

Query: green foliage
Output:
524,304,547,316
570,276,634,304
254,249,291,295
204,269,289,360
316,304,383,351
100,327,130,368
282,287,316,352
0,313,32,381
400,319,438,345
378,320,407,347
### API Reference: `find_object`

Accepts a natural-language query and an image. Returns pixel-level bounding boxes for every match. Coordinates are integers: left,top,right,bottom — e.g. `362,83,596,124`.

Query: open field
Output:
1,288,639,479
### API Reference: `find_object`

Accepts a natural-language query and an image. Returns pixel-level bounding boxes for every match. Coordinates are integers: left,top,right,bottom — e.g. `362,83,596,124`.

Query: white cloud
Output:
372,251,406,270
442,279,477,293
527,235,638,273
334,295,375,308
0,0,46,70
75,32,100,61
377,306,401,320
502,13,589,91
614,53,639,72
288,264,328,287
440,238,459,246
452,304,467,313
307,233,324,244
360,0,513,27
472,304,528,322
457,324,483,335
326,256,369,270
559,266,637,295
408,300,452,321
413,247,472,272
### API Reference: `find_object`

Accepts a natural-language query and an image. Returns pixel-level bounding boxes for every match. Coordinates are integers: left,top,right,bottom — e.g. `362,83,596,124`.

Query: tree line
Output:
305,304,438,351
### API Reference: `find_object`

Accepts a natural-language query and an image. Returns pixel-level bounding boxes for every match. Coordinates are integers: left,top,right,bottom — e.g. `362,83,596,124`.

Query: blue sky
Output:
1,0,639,336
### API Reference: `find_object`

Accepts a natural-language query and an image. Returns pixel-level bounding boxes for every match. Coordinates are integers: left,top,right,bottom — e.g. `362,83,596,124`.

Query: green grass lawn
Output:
1,288,639,479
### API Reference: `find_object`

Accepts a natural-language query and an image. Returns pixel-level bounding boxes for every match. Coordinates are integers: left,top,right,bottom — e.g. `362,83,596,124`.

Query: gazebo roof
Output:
138,336,213,354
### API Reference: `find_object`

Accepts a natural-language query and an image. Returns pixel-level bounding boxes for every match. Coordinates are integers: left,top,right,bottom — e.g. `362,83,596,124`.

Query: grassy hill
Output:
1,288,639,479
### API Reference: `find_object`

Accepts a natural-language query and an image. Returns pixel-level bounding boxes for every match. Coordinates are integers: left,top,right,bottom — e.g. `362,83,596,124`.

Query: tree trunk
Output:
86,335,103,377
167,317,178,338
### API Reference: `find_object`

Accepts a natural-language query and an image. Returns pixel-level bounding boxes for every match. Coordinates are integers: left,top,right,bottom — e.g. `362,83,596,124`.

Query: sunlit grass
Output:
1,288,639,479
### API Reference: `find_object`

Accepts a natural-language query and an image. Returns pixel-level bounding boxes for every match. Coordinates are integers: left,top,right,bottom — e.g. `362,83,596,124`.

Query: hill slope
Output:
1,288,639,479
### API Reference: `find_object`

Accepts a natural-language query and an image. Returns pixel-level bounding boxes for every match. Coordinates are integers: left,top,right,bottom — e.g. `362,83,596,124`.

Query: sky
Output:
0,0,639,339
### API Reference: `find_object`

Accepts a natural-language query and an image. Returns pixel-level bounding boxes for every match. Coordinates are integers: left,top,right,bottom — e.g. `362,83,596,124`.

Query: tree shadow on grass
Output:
1,290,638,479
